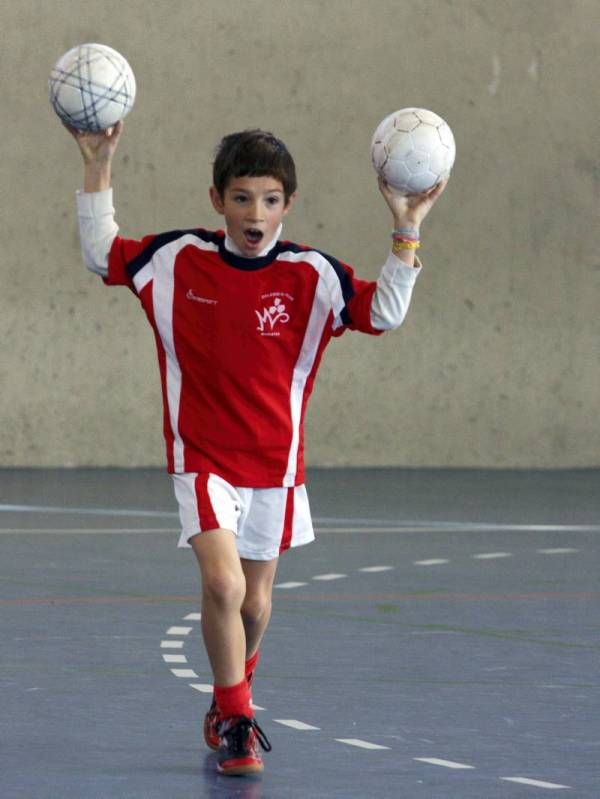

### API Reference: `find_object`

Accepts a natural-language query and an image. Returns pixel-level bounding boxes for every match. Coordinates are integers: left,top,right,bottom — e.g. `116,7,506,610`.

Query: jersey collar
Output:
220,224,283,270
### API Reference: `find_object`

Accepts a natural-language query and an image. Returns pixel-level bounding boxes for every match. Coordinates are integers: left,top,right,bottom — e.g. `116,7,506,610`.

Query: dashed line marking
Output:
336,738,390,750
501,777,571,789
472,552,512,560
190,683,213,693
166,626,193,636
162,544,582,792
170,668,198,678
274,581,308,589
273,719,320,731
415,757,475,770
359,565,395,573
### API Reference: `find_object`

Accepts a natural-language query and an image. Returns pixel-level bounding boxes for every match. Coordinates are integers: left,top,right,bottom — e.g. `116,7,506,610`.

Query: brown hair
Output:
213,129,297,201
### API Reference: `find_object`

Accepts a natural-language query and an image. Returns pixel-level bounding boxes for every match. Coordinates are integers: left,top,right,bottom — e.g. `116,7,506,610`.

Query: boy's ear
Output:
283,191,297,215
209,186,225,215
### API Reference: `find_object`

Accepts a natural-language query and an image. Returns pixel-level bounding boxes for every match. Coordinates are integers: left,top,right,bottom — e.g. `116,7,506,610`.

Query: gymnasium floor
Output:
1,467,599,798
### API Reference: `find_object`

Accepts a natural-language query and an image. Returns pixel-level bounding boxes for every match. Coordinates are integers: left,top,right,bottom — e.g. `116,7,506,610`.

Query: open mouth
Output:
244,228,264,246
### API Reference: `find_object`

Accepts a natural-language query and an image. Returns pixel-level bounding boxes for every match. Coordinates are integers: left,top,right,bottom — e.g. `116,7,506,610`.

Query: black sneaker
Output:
216,715,272,776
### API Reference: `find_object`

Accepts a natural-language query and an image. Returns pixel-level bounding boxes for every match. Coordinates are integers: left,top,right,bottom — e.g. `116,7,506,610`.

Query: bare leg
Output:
240,557,279,659
190,529,246,686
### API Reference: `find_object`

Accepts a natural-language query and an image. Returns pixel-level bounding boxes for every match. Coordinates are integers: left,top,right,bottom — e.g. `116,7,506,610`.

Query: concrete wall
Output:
1,0,599,468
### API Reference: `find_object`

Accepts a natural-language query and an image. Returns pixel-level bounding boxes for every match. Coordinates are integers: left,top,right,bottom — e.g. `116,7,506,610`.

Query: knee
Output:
241,591,271,628
202,568,245,611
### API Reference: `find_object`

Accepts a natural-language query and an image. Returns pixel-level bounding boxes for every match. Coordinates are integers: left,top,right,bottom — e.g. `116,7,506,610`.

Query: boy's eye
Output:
233,195,247,203
266,196,281,206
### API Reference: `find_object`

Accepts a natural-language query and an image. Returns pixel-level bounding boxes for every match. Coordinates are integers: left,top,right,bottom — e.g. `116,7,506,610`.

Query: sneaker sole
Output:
217,760,264,776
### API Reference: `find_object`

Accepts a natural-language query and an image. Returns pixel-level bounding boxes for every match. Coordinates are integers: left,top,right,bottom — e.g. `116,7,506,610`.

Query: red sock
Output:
214,678,252,719
245,650,260,683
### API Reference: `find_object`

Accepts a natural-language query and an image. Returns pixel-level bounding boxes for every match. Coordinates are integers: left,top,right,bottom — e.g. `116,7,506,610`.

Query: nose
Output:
246,199,263,222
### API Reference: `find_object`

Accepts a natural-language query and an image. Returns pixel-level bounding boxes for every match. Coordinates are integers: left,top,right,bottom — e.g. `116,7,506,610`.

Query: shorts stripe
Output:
279,488,295,554
195,474,220,532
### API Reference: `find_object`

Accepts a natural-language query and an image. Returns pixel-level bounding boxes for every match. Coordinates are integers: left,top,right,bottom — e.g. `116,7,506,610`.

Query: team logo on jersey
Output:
256,293,293,336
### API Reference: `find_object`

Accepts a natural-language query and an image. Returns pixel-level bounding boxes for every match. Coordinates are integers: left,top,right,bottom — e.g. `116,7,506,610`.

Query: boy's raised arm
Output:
66,122,124,276
369,177,448,331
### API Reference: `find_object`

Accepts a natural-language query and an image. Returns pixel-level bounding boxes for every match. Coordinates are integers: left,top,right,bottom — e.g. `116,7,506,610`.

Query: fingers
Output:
377,173,391,196
62,119,124,141
428,177,449,199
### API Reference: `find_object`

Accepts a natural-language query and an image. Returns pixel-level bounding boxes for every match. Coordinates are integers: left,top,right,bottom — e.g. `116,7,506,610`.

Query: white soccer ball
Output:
48,43,136,132
371,108,455,195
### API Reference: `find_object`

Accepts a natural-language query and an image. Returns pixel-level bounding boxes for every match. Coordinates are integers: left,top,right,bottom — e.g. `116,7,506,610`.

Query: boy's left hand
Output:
378,175,448,230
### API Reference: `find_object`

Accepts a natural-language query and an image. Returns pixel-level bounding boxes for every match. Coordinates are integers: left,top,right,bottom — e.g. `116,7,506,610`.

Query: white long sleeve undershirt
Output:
76,189,421,331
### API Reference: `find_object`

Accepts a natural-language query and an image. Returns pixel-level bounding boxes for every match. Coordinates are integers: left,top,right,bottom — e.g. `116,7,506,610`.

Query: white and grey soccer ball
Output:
371,108,455,195
49,43,136,132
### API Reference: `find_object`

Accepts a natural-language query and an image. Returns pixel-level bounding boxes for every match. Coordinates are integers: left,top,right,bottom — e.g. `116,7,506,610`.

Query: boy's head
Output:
212,129,297,202
210,129,297,257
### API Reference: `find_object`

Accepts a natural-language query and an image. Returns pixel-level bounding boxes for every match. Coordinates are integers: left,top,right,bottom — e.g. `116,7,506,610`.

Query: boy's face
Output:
210,176,295,257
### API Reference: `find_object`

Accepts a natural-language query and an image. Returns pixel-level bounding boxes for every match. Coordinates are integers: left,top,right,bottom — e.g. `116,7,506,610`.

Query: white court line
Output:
359,565,395,573
472,552,513,560
162,654,187,664
315,524,600,534
274,581,308,589
3,504,600,533
501,777,570,789
190,683,213,693
184,612,201,621
161,640,184,649
312,573,346,581
273,719,320,731
0,528,176,534
166,626,193,636
315,516,600,532
336,738,390,750
537,548,579,555
415,559,450,566
170,668,198,678
415,757,475,770
4,521,600,534
0,503,177,518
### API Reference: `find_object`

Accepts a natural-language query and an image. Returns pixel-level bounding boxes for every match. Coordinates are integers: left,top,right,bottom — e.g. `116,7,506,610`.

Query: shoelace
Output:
226,716,272,753
248,717,272,752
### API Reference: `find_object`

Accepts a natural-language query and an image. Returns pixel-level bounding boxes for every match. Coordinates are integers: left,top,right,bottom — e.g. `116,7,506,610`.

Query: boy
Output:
68,121,446,776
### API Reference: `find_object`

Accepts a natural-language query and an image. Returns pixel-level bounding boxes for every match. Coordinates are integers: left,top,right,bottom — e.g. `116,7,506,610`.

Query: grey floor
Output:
1,467,599,798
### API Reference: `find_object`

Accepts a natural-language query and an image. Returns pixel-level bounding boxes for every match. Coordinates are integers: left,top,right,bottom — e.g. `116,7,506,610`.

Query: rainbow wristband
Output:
392,227,420,241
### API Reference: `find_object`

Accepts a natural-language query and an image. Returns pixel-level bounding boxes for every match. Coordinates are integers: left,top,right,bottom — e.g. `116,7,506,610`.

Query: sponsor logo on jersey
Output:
186,289,218,305
256,293,293,336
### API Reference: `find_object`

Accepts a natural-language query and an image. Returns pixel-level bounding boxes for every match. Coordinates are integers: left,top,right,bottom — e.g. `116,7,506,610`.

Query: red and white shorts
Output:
172,472,315,561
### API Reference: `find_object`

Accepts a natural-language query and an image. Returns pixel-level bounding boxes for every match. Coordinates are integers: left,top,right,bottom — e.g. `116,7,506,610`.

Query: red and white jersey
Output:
105,227,384,486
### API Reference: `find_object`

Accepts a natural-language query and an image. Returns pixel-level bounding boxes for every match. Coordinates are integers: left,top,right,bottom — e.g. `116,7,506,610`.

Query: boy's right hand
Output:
65,119,123,164
66,120,123,192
